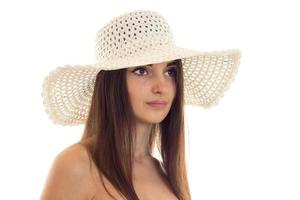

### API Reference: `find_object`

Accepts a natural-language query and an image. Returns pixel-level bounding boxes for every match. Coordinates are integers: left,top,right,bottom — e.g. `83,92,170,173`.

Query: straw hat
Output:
41,9,241,126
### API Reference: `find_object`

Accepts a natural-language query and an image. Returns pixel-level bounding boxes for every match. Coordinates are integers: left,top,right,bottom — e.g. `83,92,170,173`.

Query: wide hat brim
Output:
42,46,241,126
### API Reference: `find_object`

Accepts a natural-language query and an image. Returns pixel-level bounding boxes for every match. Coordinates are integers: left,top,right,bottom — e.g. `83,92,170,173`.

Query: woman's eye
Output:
167,67,177,77
132,67,147,76
132,66,177,77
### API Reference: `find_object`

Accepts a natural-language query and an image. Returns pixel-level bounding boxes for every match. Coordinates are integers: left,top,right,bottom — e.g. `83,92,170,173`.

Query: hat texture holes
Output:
95,10,175,62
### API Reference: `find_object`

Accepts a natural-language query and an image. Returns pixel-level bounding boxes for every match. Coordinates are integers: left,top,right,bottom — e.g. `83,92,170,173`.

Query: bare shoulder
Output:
40,143,96,200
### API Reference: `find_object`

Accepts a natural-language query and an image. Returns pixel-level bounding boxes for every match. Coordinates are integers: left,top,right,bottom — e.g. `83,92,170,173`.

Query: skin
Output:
126,60,177,162
40,60,179,200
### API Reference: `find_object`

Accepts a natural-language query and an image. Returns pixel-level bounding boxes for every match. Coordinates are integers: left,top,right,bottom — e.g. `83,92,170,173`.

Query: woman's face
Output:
126,60,178,124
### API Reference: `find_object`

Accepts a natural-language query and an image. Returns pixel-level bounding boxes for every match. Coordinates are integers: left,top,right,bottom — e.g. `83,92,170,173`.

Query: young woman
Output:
40,10,241,200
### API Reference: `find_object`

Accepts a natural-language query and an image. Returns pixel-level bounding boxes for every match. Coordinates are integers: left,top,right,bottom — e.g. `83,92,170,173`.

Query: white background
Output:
0,0,299,199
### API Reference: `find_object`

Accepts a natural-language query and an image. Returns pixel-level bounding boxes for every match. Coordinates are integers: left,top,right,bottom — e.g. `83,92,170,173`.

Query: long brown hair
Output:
79,59,191,200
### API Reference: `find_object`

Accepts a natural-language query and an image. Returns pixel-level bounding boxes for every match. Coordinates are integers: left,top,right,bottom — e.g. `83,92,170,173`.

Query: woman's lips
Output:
147,101,167,108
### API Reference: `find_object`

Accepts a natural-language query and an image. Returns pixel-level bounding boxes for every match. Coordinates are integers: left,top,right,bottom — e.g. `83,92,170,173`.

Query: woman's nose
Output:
151,73,168,93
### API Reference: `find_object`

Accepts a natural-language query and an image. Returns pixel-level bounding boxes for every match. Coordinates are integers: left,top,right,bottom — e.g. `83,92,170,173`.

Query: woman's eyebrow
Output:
147,61,177,67
167,61,177,65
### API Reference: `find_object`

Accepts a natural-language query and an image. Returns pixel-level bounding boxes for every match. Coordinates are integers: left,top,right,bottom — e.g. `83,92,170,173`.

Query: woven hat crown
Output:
95,10,176,68
41,9,241,126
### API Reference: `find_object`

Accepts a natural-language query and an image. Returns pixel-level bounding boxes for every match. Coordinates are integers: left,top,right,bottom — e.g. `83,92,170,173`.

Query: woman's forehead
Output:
128,60,176,68
152,60,176,65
